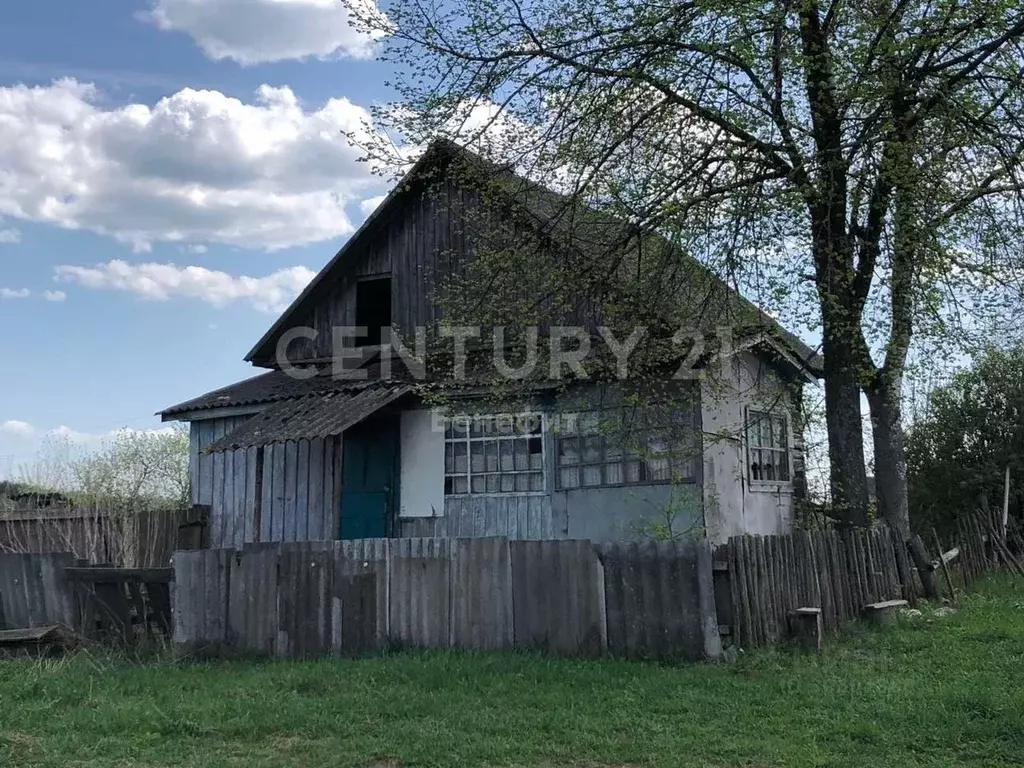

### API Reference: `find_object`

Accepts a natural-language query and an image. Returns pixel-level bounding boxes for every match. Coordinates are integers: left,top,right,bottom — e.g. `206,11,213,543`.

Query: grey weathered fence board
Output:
598,541,705,658
172,536,716,661
173,548,232,649
389,538,451,649
0,553,77,630
510,539,605,656
451,537,513,650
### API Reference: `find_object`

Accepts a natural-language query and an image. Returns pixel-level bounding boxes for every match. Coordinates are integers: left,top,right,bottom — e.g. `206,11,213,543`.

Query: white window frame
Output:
443,413,546,496
746,408,793,487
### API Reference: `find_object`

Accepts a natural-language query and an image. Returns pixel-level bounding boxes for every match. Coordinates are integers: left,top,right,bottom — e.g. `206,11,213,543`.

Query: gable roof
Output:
245,138,822,374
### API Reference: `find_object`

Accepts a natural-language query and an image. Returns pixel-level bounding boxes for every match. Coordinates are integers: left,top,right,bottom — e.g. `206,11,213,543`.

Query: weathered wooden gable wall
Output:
190,419,340,548
266,179,468,363
258,173,606,365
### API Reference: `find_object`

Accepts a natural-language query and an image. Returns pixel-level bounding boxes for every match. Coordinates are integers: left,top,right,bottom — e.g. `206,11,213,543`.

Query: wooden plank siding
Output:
399,495,556,539
190,418,339,548
254,177,603,365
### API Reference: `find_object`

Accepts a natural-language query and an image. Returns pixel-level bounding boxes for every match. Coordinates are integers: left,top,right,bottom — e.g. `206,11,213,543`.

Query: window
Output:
354,277,391,346
747,410,791,482
555,406,698,489
444,414,545,495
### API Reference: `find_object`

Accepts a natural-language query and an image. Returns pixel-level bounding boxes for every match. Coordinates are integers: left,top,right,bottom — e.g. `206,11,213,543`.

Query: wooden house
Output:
160,140,822,547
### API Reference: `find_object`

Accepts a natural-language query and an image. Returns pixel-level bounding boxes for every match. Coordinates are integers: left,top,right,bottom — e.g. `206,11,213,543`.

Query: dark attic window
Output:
355,277,392,346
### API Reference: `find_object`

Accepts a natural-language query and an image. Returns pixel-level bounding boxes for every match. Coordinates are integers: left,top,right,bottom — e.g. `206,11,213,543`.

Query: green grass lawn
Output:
2,576,1023,768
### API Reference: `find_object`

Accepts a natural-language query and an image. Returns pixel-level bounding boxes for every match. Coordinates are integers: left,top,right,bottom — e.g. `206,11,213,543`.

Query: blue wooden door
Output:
340,418,398,540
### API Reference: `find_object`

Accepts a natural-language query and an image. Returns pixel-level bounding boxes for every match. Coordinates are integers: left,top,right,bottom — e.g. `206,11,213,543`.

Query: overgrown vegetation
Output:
1,576,1022,767
908,346,1024,536
0,426,189,515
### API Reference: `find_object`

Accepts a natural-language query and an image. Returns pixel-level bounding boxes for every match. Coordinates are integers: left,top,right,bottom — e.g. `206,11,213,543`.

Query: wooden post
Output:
791,607,822,652
931,529,957,604
907,534,939,600
1002,466,1011,542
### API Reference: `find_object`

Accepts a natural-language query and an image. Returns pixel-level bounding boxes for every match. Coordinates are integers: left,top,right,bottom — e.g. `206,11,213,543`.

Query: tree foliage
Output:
351,0,1024,533
9,426,190,514
907,346,1024,535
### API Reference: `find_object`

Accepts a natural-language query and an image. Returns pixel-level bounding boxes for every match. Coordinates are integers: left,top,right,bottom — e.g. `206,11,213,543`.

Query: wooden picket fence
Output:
172,538,722,661
956,507,1024,585
721,527,919,649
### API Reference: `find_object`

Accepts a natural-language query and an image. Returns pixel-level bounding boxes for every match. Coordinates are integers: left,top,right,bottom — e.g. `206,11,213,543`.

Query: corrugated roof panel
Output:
205,384,413,452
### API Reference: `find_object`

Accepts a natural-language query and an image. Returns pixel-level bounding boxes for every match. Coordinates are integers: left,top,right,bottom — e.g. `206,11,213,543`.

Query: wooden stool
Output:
791,607,822,652
863,599,908,627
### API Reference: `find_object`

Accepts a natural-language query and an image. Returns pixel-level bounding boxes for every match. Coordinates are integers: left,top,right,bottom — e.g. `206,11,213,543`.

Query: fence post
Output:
907,534,939,600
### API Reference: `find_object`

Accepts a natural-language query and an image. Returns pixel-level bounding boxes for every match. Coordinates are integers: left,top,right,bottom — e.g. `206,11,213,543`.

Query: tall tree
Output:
350,0,1024,530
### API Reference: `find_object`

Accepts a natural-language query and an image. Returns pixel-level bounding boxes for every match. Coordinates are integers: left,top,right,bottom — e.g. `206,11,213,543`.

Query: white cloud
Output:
0,288,67,302
55,259,317,313
0,228,20,244
1,420,35,437
359,194,386,216
0,79,386,251
143,0,386,65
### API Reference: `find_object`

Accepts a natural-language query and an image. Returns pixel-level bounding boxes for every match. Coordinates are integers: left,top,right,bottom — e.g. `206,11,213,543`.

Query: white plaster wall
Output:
700,352,795,544
399,408,445,518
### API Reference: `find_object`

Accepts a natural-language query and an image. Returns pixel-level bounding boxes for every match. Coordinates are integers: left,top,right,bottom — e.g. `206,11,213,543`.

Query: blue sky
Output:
0,0,398,477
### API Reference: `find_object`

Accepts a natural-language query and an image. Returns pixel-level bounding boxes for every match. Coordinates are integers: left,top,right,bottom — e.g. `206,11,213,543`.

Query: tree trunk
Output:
866,377,911,537
821,319,872,526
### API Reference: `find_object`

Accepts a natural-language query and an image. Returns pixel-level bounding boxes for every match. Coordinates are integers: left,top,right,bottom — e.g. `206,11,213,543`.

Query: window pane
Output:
558,412,578,435
530,451,543,470
750,449,762,481
559,467,580,488
778,449,791,481
471,475,486,493
605,462,623,485
484,441,498,472
646,456,671,482
453,476,469,495
558,437,579,465
471,442,485,472
444,476,453,495
763,453,777,481
581,435,602,463
501,474,515,492
578,411,600,435
670,455,694,480
500,441,514,471
515,473,530,492
453,442,468,473
775,417,788,449
514,440,529,470
582,466,602,486
444,443,454,473
625,460,642,483
749,414,762,447
529,472,544,491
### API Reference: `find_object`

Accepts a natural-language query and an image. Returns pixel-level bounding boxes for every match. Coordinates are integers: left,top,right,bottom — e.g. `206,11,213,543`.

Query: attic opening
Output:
355,276,392,346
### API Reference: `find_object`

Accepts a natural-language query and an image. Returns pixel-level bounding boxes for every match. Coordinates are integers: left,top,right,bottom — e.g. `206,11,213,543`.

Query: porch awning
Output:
205,383,413,453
